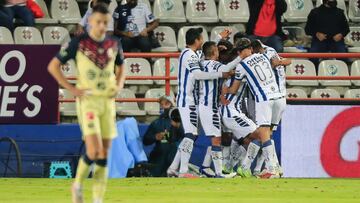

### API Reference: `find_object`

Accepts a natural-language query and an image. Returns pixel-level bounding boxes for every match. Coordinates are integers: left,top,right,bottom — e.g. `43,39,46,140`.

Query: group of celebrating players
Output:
166,27,292,179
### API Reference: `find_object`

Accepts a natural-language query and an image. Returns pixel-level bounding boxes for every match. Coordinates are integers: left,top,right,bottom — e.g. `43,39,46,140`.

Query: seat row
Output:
59,88,175,116
59,86,360,117
4,25,359,53
30,0,360,25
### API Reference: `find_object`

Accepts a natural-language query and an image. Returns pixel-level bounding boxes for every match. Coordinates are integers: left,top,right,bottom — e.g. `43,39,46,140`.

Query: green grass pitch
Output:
0,178,359,203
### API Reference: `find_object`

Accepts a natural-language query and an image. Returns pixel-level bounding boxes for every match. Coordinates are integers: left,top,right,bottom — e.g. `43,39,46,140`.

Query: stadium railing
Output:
60,52,360,104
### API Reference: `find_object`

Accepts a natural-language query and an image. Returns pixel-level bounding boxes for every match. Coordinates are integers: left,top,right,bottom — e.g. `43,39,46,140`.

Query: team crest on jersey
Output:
87,70,96,80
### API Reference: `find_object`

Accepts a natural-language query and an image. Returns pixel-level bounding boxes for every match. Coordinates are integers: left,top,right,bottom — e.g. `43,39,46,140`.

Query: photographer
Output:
143,96,184,177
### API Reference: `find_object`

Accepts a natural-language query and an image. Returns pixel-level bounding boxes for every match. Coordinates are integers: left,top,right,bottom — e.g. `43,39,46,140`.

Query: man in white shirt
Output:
75,0,114,36
113,0,159,52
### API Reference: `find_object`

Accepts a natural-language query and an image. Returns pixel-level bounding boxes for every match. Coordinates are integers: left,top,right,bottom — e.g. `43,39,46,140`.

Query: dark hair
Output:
92,3,110,14
170,108,181,123
97,0,111,5
233,32,246,45
186,28,203,45
235,38,252,52
251,39,263,53
202,41,217,58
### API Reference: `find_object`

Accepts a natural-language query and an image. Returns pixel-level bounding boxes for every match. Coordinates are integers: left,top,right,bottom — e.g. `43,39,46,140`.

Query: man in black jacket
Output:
305,0,350,66
143,96,184,177
246,0,287,53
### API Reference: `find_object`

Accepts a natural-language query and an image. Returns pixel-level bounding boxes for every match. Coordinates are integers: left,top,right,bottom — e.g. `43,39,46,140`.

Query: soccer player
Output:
197,41,242,178
167,28,231,178
48,4,125,203
227,38,286,178
251,40,291,176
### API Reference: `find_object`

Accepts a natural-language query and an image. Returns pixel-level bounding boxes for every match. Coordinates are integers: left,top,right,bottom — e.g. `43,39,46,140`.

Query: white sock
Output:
211,146,223,176
271,139,280,167
254,149,265,172
241,140,261,170
179,137,194,174
222,145,231,170
169,149,181,171
262,140,276,172
202,146,212,168
229,140,241,169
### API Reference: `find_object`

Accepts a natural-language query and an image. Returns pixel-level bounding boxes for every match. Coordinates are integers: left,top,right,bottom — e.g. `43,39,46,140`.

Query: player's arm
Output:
217,56,242,72
220,80,230,105
48,38,85,97
271,57,292,68
227,65,244,94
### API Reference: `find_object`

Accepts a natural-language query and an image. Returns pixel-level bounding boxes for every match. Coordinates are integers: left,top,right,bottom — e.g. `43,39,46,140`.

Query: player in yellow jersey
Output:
48,4,125,203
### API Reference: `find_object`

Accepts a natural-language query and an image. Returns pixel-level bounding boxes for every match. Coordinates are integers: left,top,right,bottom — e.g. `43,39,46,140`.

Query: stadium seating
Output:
316,0,348,18
43,26,70,45
346,27,360,53
153,58,179,85
344,89,360,98
124,58,153,85
60,60,77,79
153,0,187,23
152,26,178,52
286,59,318,86
186,0,218,23
218,0,249,23
14,27,43,44
283,0,313,22
34,0,58,24
0,27,14,44
51,0,82,24
282,26,308,52
318,60,351,86
351,60,360,86
177,26,208,50
144,88,175,115
121,0,151,9
348,0,360,22
59,89,77,116
210,26,239,44
311,88,341,98
286,88,308,98
116,89,146,116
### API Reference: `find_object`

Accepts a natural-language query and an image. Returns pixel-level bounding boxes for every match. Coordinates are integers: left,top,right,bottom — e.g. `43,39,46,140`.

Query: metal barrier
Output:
59,52,360,104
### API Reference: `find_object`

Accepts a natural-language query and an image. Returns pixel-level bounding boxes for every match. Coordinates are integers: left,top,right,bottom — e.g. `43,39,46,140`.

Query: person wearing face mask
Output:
142,96,185,177
305,0,350,67
113,0,159,52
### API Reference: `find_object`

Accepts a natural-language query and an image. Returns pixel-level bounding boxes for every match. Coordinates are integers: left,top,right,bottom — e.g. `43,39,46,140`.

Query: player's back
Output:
176,48,201,107
237,53,281,102
264,46,286,97
199,60,223,108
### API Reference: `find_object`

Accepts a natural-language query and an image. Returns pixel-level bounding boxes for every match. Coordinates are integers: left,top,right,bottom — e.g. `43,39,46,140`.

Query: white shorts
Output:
222,109,257,140
271,97,286,130
255,100,275,127
199,104,221,137
178,105,199,135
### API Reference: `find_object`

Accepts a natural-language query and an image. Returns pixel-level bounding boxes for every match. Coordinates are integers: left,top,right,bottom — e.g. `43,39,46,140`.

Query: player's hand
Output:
316,32,327,41
75,26,85,36
333,33,343,42
222,71,234,78
220,95,230,106
155,132,165,141
69,87,89,98
218,45,228,51
219,28,232,40
125,32,135,38
140,29,149,37
108,86,122,98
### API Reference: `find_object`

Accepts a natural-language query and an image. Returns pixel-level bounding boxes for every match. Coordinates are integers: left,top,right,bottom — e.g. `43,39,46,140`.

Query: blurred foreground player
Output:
48,4,125,203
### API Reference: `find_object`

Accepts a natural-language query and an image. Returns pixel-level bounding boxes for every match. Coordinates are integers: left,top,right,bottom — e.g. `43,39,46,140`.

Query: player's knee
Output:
221,132,232,146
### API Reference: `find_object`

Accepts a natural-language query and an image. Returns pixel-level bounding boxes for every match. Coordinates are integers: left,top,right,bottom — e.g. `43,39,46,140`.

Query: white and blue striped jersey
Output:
176,48,202,107
263,45,286,97
199,60,224,108
235,53,281,102
221,78,247,118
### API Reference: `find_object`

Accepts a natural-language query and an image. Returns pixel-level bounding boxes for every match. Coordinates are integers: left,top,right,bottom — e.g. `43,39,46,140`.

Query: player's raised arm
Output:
271,57,292,67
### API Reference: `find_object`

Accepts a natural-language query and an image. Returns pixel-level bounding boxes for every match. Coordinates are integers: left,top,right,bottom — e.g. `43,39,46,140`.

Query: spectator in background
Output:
143,96,184,177
246,0,287,52
113,0,159,52
0,0,35,31
75,0,113,36
305,0,349,66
